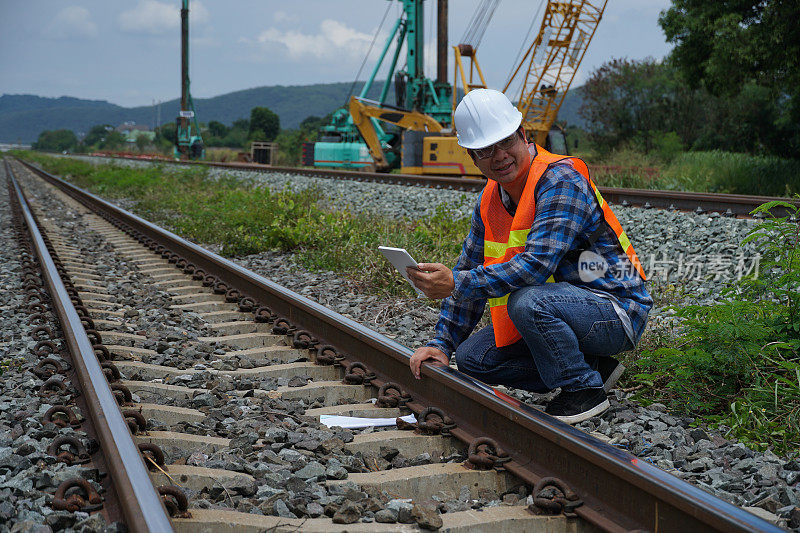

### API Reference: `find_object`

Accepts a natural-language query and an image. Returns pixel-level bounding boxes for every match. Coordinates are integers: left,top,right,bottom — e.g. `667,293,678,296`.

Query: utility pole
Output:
178,0,189,159
437,0,448,84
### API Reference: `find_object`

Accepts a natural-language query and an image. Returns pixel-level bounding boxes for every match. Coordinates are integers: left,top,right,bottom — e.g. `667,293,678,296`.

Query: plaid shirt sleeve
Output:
425,200,488,356
451,163,594,301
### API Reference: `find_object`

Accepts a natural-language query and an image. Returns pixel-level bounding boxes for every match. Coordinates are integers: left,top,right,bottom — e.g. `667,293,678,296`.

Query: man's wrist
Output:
425,340,452,358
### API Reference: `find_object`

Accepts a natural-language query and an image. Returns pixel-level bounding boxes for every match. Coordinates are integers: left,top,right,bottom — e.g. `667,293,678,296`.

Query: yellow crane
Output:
504,0,608,148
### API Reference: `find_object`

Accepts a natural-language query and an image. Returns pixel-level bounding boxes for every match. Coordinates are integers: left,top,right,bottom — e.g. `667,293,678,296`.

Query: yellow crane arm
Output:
504,0,607,146
349,96,443,170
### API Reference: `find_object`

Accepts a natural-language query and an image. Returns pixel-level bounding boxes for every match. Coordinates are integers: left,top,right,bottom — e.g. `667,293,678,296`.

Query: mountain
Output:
0,83,585,143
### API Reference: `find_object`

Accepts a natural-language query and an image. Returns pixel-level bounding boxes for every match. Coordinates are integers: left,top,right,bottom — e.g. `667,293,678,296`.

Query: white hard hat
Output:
454,89,523,149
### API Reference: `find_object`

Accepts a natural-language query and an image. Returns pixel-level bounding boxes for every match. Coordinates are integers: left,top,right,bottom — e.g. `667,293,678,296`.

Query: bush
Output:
662,151,800,196
631,199,800,453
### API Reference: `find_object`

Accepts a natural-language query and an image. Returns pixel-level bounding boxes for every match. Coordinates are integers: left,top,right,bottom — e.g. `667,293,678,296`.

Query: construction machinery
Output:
174,0,204,160
310,0,452,172
313,0,604,177
504,0,606,149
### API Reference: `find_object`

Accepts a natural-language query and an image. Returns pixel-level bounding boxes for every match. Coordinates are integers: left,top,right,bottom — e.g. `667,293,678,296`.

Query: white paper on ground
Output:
319,413,417,429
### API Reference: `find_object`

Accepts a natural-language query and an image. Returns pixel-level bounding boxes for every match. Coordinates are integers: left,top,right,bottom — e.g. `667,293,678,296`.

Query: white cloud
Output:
46,6,97,40
250,19,379,61
273,11,296,23
118,0,208,35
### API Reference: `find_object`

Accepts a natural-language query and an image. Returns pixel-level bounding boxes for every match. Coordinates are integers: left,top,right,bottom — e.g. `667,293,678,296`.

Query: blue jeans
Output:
454,282,631,393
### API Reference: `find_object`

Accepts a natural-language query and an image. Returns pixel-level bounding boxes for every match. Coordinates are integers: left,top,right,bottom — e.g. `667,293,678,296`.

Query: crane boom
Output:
504,0,607,146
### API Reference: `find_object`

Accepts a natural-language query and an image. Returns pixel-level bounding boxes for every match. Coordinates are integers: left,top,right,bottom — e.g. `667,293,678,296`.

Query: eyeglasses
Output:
471,132,521,159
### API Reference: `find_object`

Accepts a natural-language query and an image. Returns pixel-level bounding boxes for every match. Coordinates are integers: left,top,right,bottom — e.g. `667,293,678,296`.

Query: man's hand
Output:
406,263,455,299
409,346,450,379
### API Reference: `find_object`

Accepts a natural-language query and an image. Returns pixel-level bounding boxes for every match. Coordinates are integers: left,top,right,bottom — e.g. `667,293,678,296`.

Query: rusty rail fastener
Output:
213,281,228,295
254,305,275,323
110,383,133,405
315,345,342,366
343,362,375,385
272,317,296,335
92,344,112,362
158,486,191,518
43,405,81,428
100,362,121,383
39,376,68,396
531,477,584,518
292,330,317,349
34,340,57,357
376,382,411,408
48,435,90,465
224,288,241,303
33,358,64,379
467,436,509,470
51,478,103,512
123,410,148,434
417,406,455,435
238,296,255,313
138,443,165,471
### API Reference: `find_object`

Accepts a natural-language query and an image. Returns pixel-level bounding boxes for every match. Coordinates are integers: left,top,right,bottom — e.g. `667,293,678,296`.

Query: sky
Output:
0,0,673,109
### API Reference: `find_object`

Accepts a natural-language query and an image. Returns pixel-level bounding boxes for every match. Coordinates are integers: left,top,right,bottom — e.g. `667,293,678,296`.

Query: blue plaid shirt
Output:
427,162,652,356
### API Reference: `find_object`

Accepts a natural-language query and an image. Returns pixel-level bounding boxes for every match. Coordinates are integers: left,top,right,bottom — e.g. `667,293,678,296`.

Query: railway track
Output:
85,153,800,218
3,156,785,532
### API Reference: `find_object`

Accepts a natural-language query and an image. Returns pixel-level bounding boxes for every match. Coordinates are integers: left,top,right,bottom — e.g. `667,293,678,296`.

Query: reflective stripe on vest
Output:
480,145,646,347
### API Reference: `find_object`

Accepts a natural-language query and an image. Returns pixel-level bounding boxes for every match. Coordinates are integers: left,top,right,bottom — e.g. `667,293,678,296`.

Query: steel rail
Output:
85,153,800,217
6,160,174,533
20,158,783,532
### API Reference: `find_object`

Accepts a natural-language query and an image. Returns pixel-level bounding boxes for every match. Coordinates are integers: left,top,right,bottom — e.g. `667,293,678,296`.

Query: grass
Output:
579,147,800,197
18,152,470,298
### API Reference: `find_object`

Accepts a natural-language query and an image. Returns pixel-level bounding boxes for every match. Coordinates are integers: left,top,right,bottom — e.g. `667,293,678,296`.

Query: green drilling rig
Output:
306,0,452,172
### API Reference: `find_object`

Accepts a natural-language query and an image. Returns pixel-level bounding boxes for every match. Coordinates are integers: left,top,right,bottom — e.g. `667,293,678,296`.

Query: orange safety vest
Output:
479,145,646,347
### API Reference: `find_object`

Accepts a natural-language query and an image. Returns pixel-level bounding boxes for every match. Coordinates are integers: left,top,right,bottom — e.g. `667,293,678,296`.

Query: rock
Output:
287,376,309,387
789,507,800,529
742,506,782,526
74,512,106,532
332,501,362,524
306,502,324,518
689,428,709,442
375,508,398,523
295,461,326,480
10,521,52,533
412,504,443,530
274,499,297,519
224,475,257,496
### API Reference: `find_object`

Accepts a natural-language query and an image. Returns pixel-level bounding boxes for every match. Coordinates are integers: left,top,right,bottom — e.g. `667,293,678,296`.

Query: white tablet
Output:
378,246,424,297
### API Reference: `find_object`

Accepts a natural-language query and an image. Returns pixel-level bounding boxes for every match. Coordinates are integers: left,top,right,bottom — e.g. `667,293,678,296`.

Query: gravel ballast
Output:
15,156,800,529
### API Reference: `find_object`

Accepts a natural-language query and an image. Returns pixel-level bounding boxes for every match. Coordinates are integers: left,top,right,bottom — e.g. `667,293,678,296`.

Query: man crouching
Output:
406,89,652,424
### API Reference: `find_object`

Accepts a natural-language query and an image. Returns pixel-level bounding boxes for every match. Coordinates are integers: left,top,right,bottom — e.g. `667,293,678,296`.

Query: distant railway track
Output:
4,156,784,532
84,152,800,218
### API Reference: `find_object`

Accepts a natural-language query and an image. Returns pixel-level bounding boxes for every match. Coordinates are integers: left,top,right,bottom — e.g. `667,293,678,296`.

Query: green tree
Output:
232,118,250,132
578,58,792,158
249,107,280,142
99,131,126,150
578,58,680,154
83,124,114,147
33,129,78,152
155,123,177,145
207,120,229,138
135,135,150,152
659,0,800,157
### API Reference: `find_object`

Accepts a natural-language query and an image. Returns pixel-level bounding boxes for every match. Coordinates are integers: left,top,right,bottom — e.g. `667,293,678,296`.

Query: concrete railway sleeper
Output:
5,157,785,532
